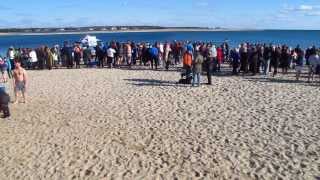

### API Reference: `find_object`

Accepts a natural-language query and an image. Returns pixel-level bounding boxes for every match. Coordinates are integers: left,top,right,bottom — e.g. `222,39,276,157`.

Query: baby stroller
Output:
178,68,193,84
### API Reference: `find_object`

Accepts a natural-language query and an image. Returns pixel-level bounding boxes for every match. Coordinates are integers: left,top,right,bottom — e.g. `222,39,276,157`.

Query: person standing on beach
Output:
132,43,138,65
118,43,124,67
217,46,223,72
125,42,132,67
149,45,159,70
74,44,82,69
96,44,105,68
13,60,27,104
251,46,259,76
44,46,53,70
164,42,172,70
61,42,73,69
0,88,10,118
307,47,320,82
262,44,271,76
280,46,290,74
183,50,193,83
0,56,8,82
240,43,249,74
83,46,91,67
173,41,181,65
36,47,43,69
28,49,38,69
4,57,13,79
107,46,116,68
192,52,204,87
7,47,15,70
271,46,280,77
295,45,304,81
230,48,240,75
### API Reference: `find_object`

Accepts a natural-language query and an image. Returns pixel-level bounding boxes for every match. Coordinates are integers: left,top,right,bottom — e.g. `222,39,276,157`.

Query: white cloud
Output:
281,4,320,16
297,5,313,11
196,2,209,7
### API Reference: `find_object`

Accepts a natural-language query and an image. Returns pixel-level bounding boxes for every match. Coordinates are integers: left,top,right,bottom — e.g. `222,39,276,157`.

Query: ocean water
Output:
0,30,319,56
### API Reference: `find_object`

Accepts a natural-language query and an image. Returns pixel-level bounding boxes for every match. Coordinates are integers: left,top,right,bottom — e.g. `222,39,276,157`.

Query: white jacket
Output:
29,51,38,63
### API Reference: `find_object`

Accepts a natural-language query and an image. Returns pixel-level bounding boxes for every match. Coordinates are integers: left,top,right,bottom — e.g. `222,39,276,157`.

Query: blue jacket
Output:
186,44,194,53
149,47,159,58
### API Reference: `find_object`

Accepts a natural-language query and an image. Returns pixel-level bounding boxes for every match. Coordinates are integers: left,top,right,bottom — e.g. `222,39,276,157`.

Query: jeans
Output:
263,59,270,75
151,56,159,69
192,72,201,86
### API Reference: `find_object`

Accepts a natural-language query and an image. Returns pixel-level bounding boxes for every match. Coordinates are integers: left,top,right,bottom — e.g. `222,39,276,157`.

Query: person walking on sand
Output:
192,52,204,87
13,60,27,103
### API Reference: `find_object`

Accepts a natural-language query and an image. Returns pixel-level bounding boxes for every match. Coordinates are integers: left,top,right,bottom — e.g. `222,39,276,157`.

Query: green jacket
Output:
193,54,204,73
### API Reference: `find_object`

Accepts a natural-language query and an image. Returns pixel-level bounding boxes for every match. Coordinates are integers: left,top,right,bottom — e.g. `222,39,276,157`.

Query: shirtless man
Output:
13,60,27,103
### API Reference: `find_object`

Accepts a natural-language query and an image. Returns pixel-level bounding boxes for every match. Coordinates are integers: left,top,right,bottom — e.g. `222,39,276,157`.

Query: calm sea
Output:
0,30,319,56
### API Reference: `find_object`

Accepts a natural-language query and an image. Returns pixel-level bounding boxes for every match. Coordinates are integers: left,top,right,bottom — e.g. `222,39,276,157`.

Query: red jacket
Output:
217,47,223,63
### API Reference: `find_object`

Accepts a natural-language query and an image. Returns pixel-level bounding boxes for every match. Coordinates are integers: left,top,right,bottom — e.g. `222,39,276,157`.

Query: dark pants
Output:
107,57,113,68
205,60,213,84
232,62,239,75
38,59,44,69
9,59,15,70
272,60,278,76
98,57,104,68
252,59,258,75
67,57,73,69
174,54,180,65
151,56,159,69
75,55,81,68
165,60,170,70
7,70,13,79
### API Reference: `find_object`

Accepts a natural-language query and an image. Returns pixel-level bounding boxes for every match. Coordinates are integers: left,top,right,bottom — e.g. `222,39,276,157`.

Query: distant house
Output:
24,29,32,33
89,28,95,31
58,28,65,32
111,27,117,31
120,27,128,30
100,28,107,31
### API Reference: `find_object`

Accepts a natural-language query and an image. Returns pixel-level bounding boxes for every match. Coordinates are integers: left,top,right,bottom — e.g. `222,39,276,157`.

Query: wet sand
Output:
0,67,319,179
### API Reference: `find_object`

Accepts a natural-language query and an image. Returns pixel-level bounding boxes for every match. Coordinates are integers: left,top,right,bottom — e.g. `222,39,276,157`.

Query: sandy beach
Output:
0,67,319,179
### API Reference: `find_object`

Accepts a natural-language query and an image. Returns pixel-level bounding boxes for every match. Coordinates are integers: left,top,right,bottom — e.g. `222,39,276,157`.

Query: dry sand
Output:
0,67,319,179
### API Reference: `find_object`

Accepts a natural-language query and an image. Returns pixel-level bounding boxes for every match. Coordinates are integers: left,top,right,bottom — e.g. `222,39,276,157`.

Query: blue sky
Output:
0,0,319,29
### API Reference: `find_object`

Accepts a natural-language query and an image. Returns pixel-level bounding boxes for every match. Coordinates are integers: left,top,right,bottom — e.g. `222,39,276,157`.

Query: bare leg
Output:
296,72,300,81
22,92,26,103
308,69,311,83
13,91,18,104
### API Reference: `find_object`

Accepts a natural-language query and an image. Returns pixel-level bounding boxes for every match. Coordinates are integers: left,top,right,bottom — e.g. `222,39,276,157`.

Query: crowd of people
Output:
0,39,319,118
1,41,320,82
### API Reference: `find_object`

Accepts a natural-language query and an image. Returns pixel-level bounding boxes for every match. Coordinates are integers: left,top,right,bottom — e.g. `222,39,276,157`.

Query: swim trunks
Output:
15,81,26,93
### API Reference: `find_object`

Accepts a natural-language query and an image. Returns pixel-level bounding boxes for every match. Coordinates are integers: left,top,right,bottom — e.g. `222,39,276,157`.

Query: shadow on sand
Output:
243,76,320,87
124,78,189,87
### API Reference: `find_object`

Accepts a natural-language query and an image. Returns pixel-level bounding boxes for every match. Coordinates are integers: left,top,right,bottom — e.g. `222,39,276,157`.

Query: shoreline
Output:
0,28,261,36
